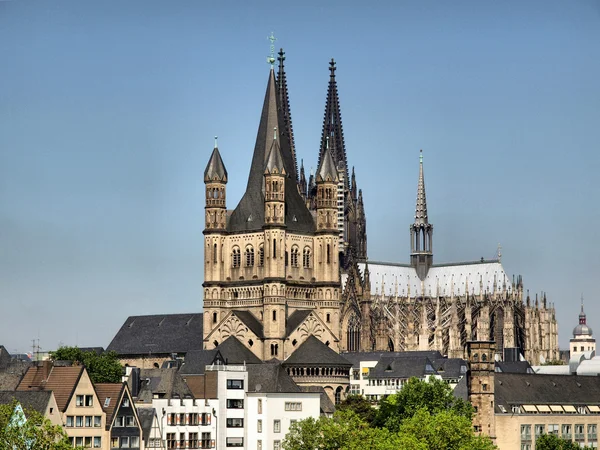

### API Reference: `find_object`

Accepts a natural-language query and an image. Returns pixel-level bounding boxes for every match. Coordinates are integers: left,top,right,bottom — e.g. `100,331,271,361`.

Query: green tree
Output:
535,434,593,450
399,408,496,450
0,401,78,450
336,394,377,425
49,347,123,383
375,376,473,432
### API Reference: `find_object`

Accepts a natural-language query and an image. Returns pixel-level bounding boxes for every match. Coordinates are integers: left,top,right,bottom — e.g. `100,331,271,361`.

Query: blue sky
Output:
1,1,599,353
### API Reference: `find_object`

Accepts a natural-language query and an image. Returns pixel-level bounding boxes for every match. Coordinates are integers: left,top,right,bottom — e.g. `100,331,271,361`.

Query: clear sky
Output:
1,1,599,353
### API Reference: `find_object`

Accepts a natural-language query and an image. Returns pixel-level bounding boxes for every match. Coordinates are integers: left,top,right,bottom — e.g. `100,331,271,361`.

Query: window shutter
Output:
207,415,211,425
167,415,172,425
211,440,215,448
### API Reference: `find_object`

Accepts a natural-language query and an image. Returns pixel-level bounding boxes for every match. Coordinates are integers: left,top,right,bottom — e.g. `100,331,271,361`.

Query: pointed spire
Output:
317,138,338,182
276,48,298,181
318,58,349,187
265,127,285,174
414,149,429,225
351,166,357,202
580,294,587,325
299,159,307,199
204,136,228,182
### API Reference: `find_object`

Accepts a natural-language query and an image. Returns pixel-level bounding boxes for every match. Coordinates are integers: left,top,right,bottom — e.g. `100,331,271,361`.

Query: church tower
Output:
467,341,496,441
410,150,433,280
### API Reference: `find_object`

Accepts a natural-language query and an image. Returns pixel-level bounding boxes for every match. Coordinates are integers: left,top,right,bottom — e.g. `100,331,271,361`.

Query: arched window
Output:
258,245,264,266
232,247,241,268
285,251,289,267
270,343,279,357
335,386,343,405
303,247,311,268
327,244,331,264
291,246,299,267
212,312,217,323
213,243,217,262
481,353,487,362
273,239,277,258
245,245,254,267
272,310,277,321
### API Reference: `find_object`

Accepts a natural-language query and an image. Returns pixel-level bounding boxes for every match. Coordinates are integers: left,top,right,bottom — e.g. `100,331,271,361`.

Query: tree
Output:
375,376,473,432
49,347,123,383
337,394,377,425
535,434,593,450
0,401,78,449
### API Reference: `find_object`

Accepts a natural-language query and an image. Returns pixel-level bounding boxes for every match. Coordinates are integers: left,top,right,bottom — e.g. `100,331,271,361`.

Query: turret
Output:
204,137,227,231
410,150,433,280
316,139,338,233
264,128,286,226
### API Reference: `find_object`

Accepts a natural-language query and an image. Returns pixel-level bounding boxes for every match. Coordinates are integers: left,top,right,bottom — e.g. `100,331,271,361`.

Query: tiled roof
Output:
180,337,261,375
181,375,205,399
340,351,443,369
495,373,600,410
231,311,264,339
283,336,352,367
285,310,312,337
17,365,84,411
95,383,124,428
247,364,300,393
495,361,534,374
133,368,192,403
431,358,467,380
370,357,438,379
0,391,54,415
107,313,204,356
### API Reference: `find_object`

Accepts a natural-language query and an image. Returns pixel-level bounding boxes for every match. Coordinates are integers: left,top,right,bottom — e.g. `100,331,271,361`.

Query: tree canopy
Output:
0,401,78,450
535,434,594,450
49,346,123,383
283,377,495,450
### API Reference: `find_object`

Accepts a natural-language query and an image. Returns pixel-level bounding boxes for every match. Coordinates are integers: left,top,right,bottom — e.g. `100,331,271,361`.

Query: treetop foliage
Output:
49,346,123,384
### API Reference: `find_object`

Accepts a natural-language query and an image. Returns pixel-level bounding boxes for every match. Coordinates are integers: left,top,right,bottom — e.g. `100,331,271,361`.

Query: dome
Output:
573,323,593,337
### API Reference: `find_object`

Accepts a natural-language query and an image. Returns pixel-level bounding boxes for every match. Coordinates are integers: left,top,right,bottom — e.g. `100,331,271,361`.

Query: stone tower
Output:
467,341,496,441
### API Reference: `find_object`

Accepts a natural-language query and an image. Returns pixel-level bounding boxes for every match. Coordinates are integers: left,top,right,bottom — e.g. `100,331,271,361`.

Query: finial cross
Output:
267,32,277,66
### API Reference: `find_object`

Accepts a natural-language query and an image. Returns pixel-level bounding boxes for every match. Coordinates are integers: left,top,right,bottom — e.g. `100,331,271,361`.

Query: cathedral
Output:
202,49,559,366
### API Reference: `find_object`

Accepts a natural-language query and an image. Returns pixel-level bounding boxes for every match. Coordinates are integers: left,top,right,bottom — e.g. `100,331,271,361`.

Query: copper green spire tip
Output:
419,149,423,164
267,32,277,66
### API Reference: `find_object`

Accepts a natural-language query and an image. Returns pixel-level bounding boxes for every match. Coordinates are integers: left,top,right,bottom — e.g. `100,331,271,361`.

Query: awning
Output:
550,405,564,412
522,405,537,412
536,405,551,413
563,405,576,413
588,405,600,412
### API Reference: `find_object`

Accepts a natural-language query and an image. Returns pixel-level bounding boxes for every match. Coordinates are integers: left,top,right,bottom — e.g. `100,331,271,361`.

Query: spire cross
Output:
214,136,218,148
419,149,423,164
267,32,277,66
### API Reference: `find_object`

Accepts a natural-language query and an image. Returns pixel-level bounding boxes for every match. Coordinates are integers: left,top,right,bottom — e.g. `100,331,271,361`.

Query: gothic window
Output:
270,343,279,357
273,239,277,258
213,243,217,262
327,244,331,264
291,246,299,267
258,245,264,266
347,314,361,352
245,245,254,267
232,247,241,268
285,251,289,267
303,247,311,268
334,386,343,405
212,312,217,324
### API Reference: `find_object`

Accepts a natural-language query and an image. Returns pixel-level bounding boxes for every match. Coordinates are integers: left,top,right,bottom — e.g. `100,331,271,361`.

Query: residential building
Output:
137,408,165,449
0,390,62,426
95,383,142,450
17,362,108,449
570,298,595,357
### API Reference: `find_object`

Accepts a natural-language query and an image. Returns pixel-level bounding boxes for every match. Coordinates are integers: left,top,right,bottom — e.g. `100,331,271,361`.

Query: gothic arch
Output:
342,308,361,352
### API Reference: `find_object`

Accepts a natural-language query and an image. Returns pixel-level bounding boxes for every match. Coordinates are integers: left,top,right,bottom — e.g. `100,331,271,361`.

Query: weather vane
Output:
267,32,276,66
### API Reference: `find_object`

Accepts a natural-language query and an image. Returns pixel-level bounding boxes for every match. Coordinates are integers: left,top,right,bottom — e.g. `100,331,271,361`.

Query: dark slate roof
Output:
227,69,315,233
495,373,600,410
265,138,285,173
107,314,204,356
0,346,11,368
180,337,262,375
370,357,438,379
232,311,264,339
136,407,157,443
431,358,467,380
340,351,443,369
283,336,352,367
247,364,301,393
204,146,227,182
317,146,338,182
285,310,312,337
495,361,534,374
133,368,193,404
453,375,469,401
0,391,53,415
300,385,336,415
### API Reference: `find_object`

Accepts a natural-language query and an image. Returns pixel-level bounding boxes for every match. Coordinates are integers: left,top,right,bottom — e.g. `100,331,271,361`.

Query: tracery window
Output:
232,247,241,268
245,245,254,267
291,246,299,268
303,247,311,268
258,245,264,267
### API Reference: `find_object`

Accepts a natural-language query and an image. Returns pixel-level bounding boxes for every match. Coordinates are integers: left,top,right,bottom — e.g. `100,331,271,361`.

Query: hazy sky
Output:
1,1,599,353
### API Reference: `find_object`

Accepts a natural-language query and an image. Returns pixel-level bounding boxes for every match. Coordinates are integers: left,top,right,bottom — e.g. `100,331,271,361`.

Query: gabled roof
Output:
133,368,192,403
285,310,312,337
0,391,54,415
136,408,158,443
283,336,352,367
247,364,301,393
17,365,84,411
316,146,338,182
204,146,228,182
180,336,261,375
265,136,285,174
495,373,600,409
95,383,125,429
227,68,315,233
431,358,467,379
340,350,443,369
232,311,264,339
495,361,534,374
107,313,204,356
0,346,11,368
370,357,438,379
